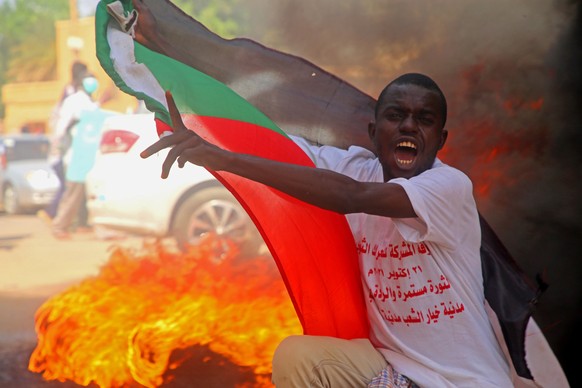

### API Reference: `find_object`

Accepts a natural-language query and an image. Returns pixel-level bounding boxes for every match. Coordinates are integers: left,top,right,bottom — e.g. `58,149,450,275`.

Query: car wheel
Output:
2,184,21,215
172,186,262,257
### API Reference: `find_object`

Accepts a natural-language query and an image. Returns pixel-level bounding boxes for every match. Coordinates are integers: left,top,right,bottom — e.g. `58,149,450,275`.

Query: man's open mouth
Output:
395,141,418,167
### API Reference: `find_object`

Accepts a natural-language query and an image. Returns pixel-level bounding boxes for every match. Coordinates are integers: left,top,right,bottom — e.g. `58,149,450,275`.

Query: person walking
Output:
50,73,104,239
38,61,90,224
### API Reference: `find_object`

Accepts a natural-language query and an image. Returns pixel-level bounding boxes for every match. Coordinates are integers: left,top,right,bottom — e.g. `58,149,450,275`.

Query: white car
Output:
86,112,262,254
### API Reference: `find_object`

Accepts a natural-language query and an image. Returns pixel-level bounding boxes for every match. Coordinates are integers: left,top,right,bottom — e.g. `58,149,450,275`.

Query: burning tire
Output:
171,186,262,256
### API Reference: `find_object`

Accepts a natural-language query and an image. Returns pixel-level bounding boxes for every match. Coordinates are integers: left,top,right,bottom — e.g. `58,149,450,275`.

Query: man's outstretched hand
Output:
140,91,216,179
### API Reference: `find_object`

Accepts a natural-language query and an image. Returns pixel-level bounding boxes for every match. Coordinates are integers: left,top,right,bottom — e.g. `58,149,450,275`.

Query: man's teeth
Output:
397,141,416,149
396,141,416,165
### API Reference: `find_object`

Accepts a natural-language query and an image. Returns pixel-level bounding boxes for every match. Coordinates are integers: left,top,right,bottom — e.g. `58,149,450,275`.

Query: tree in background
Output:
173,0,245,39
0,0,247,119
0,0,69,116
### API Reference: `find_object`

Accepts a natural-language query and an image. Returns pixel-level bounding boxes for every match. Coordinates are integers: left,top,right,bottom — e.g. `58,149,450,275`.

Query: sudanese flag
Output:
96,0,369,340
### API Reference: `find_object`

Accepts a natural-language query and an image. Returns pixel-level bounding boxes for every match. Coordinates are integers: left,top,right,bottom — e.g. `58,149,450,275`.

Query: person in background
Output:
50,73,111,239
38,61,89,223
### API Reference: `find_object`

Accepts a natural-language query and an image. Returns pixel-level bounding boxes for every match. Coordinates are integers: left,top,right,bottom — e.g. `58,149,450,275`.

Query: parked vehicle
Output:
85,113,263,254
0,134,60,215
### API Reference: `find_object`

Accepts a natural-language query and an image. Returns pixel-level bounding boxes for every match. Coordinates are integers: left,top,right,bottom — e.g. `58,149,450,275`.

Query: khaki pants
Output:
52,181,85,233
272,335,388,388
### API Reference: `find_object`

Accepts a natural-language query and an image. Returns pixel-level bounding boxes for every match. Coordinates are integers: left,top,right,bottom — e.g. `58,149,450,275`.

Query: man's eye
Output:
387,113,402,120
418,117,434,125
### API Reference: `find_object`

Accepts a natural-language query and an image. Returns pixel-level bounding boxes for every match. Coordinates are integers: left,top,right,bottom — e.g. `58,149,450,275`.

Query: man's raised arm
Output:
141,92,415,219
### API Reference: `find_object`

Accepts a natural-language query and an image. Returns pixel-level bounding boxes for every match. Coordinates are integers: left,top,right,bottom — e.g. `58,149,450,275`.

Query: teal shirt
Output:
66,109,118,182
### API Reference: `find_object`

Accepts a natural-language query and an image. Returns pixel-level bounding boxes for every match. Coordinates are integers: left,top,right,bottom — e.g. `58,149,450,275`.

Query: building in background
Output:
0,4,136,134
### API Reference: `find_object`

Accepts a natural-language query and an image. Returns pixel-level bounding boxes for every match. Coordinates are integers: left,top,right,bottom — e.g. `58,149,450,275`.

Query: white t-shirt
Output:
54,90,96,140
53,90,98,165
292,136,513,387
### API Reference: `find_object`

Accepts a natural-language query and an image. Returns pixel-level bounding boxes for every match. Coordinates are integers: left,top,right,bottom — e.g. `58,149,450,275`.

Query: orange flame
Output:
28,237,302,387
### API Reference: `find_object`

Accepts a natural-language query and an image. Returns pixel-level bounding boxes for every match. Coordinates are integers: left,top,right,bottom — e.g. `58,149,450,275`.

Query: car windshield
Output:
2,138,50,162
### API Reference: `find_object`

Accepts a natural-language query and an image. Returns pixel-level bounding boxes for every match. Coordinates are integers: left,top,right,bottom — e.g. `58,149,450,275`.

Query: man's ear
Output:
368,121,376,142
367,121,380,156
439,129,448,150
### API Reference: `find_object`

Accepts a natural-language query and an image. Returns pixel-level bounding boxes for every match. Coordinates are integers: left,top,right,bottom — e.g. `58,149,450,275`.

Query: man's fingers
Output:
140,136,174,158
140,126,196,159
165,91,187,132
159,134,199,178
141,90,186,159
160,150,178,179
139,92,203,178
178,153,192,169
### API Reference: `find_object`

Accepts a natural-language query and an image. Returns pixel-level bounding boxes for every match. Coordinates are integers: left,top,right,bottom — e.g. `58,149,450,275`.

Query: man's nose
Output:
399,115,418,132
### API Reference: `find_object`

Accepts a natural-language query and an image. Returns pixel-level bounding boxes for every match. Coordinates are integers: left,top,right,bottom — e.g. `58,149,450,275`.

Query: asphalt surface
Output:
0,215,130,297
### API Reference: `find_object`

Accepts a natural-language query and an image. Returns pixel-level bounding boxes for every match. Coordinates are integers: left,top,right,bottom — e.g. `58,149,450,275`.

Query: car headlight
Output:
25,169,60,189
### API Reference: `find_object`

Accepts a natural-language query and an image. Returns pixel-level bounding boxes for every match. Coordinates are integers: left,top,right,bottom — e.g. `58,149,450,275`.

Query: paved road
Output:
0,214,143,387
4,216,99,295
0,214,142,297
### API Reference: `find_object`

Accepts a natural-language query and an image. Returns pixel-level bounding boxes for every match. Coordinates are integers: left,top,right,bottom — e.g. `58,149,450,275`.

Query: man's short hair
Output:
376,73,447,127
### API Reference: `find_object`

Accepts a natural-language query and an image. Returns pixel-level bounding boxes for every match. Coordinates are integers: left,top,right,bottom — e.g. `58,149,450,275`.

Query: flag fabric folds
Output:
102,0,377,151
